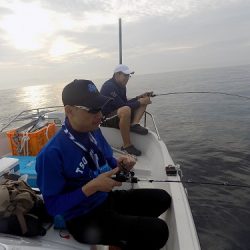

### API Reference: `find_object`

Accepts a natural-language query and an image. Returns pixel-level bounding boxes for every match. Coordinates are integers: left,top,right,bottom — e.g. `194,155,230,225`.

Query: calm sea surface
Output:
1,64,250,250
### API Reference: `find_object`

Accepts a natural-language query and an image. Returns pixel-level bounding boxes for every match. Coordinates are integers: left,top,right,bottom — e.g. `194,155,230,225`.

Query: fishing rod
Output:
137,178,250,189
112,171,250,189
148,91,250,101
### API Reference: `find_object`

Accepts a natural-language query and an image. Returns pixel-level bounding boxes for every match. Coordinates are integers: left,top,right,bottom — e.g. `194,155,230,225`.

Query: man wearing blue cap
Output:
36,79,171,250
100,64,152,156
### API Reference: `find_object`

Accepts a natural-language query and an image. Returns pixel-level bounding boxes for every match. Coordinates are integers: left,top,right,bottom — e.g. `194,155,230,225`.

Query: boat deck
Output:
0,114,200,250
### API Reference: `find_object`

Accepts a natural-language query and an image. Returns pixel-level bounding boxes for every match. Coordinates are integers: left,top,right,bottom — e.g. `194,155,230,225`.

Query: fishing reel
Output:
112,170,138,183
147,92,156,97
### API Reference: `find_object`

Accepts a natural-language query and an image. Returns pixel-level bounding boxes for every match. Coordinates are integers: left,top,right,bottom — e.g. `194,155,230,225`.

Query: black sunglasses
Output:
74,105,102,114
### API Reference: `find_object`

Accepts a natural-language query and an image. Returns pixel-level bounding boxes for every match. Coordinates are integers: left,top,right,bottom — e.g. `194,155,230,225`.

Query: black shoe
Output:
121,145,142,156
130,124,148,135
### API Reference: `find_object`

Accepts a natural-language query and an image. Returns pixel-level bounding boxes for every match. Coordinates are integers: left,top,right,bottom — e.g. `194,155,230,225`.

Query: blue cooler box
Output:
8,156,37,188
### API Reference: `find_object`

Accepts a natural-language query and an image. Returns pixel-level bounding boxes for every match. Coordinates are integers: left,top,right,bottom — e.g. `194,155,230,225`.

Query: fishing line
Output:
143,91,250,188
150,91,250,100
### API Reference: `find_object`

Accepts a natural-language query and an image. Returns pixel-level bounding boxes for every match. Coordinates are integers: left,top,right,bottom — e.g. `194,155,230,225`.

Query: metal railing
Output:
1,107,162,142
0,106,63,132
143,111,161,140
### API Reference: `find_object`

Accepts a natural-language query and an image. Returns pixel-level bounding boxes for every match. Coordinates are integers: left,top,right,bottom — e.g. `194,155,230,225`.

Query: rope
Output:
45,124,50,141
19,132,30,156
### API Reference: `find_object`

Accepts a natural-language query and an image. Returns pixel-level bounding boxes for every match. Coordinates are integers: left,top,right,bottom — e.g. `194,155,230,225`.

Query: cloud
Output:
0,6,13,15
40,0,246,22
1,0,248,55
0,0,249,90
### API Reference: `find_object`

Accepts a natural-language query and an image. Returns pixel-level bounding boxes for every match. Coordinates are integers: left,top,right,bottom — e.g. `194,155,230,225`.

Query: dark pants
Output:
66,189,171,250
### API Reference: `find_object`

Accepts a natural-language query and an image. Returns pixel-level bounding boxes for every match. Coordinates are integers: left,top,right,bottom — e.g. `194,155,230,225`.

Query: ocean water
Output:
1,64,250,250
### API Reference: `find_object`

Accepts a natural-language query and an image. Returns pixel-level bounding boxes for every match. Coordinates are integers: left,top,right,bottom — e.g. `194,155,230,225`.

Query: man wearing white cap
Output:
100,64,152,156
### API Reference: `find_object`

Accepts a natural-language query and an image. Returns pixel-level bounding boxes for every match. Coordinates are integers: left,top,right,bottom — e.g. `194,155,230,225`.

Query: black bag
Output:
0,213,46,236
0,179,52,237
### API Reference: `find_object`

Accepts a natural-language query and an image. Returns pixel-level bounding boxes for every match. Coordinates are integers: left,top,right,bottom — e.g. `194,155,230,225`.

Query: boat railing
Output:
0,106,64,132
1,107,162,142
143,111,161,140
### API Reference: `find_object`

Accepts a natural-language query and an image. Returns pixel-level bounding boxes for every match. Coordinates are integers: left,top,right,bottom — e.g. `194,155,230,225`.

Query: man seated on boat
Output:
100,64,152,156
36,79,171,250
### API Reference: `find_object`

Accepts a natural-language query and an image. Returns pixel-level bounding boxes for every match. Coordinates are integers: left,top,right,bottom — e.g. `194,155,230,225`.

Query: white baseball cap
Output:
113,64,135,74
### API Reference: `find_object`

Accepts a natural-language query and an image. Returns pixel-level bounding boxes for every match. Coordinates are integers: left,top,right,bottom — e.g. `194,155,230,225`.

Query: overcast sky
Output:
0,0,249,90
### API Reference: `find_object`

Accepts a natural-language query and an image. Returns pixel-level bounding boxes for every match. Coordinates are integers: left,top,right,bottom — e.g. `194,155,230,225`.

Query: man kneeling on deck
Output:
100,64,153,156
36,79,171,250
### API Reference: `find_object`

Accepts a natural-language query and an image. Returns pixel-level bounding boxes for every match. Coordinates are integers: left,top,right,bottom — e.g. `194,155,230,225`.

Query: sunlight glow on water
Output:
18,85,49,108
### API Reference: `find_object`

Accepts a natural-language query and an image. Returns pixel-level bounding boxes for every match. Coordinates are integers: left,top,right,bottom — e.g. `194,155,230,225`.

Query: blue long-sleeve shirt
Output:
100,78,140,116
36,122,117,221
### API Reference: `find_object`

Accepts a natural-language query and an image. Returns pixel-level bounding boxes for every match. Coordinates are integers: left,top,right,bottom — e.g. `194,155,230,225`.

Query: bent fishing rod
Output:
147,91,250,101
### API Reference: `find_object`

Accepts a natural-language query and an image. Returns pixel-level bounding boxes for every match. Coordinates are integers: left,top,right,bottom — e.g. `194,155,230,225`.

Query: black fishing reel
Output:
112,171,138,183
147,92,156,97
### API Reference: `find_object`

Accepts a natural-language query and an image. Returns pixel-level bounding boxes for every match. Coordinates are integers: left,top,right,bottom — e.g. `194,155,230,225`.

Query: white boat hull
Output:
0,111,200,250
101,127,200,250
